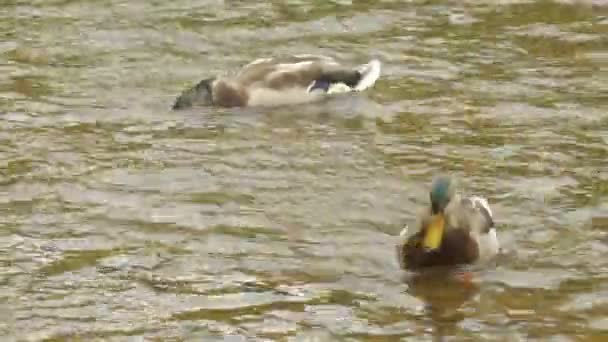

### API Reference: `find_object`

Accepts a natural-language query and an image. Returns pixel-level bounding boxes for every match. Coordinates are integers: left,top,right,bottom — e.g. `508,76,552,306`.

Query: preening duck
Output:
172,54,381,109
397,176,500,271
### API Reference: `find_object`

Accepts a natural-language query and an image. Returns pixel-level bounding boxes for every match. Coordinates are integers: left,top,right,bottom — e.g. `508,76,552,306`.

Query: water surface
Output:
1,0,608,340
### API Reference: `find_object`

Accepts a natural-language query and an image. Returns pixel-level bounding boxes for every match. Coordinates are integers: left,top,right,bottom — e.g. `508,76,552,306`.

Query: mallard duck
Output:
397,176,499,271
172,54,381,109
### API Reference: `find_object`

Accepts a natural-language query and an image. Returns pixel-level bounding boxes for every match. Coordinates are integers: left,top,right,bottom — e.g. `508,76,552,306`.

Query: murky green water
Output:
1,0,608,340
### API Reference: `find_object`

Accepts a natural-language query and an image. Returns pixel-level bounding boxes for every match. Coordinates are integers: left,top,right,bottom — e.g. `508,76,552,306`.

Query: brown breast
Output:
399,228,479,270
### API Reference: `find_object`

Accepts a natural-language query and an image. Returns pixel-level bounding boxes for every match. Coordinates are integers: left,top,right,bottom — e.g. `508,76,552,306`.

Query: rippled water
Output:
1,0,608,340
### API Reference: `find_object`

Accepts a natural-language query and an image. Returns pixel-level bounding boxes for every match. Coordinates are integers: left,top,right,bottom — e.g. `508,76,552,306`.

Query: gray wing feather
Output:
445,195,494,234
234,55,360,91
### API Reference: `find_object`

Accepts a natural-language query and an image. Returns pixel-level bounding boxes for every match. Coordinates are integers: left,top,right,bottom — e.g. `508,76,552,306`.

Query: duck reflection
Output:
404,268,480,339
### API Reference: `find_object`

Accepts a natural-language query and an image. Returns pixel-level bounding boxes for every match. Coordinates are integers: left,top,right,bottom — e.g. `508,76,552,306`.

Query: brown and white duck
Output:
172,54,381,109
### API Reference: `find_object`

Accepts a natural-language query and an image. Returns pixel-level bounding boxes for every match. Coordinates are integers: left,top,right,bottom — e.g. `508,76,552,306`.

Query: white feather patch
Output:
399,225,409,237
247,57,272,66
468,196,499,262
327,83,352,94
248,87,324,107
293,54,337,64
476,227,500,262
355,59,382,91
469,196,493,218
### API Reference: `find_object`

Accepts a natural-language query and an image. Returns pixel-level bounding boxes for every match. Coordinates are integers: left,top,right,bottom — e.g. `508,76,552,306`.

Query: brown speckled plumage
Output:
172,54,381,109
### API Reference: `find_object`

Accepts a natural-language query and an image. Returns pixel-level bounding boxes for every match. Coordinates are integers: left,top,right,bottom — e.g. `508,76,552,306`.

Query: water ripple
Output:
1,0,608,340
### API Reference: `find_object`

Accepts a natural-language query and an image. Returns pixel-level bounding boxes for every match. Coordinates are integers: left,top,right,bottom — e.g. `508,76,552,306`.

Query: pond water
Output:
1,0,608,340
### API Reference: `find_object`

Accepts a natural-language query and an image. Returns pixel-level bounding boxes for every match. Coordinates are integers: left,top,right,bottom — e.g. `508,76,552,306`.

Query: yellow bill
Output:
423,214,445,250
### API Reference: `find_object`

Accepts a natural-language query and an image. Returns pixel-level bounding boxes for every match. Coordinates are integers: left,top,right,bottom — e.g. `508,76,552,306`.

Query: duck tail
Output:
354,59,381,91
306,59,382,94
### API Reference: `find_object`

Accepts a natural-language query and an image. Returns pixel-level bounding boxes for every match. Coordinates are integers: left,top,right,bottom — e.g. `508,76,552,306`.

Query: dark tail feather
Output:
320,70,362,87
307,69,362,93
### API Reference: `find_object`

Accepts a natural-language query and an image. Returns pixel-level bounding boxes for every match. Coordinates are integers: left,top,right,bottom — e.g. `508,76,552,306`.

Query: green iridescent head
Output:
430,176,454,214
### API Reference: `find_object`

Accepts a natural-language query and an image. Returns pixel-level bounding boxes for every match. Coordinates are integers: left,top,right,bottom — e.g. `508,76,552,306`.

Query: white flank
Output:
248,87,324,107
354,59,382,91
468,196,499,262
396,225,409,270
476,227,500,262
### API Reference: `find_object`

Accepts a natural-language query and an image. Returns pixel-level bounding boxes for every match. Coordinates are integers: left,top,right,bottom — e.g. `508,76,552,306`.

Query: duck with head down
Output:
172,54,381,109
397,176,500,271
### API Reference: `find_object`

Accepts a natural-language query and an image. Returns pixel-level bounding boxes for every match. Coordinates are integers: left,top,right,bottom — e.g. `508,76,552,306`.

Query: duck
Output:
172,54,381,109
397,176,500,271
